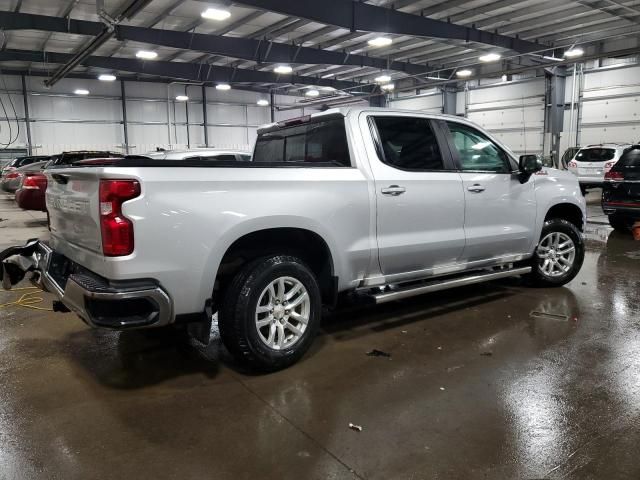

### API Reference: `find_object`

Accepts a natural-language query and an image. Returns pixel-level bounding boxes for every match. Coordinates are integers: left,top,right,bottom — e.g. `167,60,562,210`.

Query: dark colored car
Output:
46,151,124,169
1,155,50,179
602,145,640,231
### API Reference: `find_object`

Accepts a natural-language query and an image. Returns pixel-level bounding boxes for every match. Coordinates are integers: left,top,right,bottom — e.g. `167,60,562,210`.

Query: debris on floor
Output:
439,387,445,391
348,423,363,432
529,310,569,322
366,349,391,358
446,365,464,373
480,352,493,357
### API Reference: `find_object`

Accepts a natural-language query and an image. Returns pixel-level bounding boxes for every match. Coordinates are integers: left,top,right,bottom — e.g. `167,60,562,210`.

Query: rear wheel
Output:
218,255,321,371
527,219,584,287
608,214,631,233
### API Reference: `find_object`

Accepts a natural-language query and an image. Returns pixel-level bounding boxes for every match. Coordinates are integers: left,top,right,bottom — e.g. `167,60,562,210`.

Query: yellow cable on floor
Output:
0,286,53,311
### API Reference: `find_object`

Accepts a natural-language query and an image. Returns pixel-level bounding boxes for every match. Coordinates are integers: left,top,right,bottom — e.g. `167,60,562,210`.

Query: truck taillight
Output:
99,179,140,256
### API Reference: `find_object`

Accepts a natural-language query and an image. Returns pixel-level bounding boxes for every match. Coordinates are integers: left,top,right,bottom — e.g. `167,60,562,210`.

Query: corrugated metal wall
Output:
0,75,276,156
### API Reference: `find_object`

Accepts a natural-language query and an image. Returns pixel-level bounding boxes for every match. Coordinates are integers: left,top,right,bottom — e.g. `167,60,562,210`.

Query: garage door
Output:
466,79,545,156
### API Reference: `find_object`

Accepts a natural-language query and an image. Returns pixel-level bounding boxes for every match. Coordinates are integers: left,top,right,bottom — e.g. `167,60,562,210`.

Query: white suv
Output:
567,144,631,193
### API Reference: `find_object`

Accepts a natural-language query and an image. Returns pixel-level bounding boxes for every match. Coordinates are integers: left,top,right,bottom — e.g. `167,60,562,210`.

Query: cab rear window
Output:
574,148,615,162
253,118,351,167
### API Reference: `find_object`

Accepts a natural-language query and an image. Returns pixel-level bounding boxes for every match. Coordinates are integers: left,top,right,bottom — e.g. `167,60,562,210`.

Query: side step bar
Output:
373,266,532,304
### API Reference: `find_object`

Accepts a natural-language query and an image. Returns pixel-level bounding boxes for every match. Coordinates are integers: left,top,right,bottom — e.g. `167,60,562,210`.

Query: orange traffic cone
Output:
633,221,640,241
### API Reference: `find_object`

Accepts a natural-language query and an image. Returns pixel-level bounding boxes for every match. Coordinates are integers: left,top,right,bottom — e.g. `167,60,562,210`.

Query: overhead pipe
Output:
43,0,153,87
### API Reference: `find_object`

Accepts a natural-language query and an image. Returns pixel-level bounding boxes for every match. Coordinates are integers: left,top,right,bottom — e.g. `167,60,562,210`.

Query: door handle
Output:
467,184,485,193
381,185,406,196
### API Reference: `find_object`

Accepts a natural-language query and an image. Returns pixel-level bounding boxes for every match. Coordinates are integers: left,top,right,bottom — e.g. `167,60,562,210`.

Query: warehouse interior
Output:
1,1,640,479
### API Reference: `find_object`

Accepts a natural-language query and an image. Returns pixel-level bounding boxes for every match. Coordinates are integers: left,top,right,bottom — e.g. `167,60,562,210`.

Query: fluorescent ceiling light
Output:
375,74,392,83
305,89,320,97
98,74,116,81
320,86,336,92
74,89,89,95
175,95,189,101
257,99,269,106
381,83,395,91
216,83,231,91
201,8,231,21
136,50,157,60
321,73,335,78
564,47,584,58
479,53,501,62
368,36,393,47
274,65,293,74
456,69,473,78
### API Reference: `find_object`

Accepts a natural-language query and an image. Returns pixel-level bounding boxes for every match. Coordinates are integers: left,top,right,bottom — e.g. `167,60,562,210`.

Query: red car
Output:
15,157,124,212
15,171,48,211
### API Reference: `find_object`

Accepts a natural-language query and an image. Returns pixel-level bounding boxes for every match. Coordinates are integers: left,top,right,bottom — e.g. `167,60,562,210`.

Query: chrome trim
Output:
21,242,174,329
373,266,532,304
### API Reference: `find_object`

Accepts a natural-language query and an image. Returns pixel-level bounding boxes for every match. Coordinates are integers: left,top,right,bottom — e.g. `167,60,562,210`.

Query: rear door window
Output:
254,117,351,167
575,148,615,162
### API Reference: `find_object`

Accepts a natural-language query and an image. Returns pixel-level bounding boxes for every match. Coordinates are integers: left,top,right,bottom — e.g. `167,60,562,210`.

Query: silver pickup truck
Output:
1,107,586,371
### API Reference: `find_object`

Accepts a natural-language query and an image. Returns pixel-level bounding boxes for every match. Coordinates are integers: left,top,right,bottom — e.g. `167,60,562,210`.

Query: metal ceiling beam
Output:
233,0,544,54
0,11,431,75
41,0,153,86
0,49,361,89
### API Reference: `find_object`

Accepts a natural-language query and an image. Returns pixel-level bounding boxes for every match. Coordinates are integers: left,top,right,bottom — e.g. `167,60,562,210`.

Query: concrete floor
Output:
1,191,639,480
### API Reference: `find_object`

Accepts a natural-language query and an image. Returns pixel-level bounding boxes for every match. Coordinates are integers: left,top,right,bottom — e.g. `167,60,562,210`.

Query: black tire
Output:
608,214,631,233
527,219,585,287
218,255,321,372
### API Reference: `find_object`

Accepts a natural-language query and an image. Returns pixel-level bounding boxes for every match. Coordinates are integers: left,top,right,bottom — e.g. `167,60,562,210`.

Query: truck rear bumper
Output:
1,240,173,329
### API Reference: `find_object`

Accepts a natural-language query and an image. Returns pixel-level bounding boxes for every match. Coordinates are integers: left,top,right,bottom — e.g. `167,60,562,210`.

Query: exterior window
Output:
447,122,511,173
372,117,444,171
253,117,351,167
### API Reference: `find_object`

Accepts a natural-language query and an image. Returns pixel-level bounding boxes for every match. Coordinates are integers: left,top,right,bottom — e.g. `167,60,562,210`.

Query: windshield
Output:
574,148,615,162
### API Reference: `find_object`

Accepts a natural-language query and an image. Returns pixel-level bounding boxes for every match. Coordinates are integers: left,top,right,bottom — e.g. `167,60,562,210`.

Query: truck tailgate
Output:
46,169,102,253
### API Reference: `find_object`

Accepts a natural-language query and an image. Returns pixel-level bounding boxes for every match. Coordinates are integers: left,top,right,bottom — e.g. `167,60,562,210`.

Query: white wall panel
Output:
466,80,545,155
207,104,247,124
207,126,251,150
30,122,123,155
389,92,442,113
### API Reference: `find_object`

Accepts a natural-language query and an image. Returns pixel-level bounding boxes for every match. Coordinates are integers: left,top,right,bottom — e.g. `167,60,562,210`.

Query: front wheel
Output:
218,255,322,371
527,219,585,287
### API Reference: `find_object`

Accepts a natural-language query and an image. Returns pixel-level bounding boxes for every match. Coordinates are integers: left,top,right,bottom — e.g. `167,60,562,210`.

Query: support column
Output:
546,67,567,167
442,87,457,115
202,85,209,147
270,91,275,122
21,75,32,155
120,79,130,154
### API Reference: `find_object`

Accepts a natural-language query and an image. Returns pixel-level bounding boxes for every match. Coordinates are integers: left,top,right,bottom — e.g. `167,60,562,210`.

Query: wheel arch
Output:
207,224,339,310
544,202,585,232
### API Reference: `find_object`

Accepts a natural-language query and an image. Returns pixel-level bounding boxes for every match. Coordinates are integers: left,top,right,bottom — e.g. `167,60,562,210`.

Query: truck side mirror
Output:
518,154,543,183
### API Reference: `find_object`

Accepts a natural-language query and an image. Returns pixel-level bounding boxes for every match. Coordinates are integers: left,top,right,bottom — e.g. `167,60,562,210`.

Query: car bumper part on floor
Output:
0,240,173,329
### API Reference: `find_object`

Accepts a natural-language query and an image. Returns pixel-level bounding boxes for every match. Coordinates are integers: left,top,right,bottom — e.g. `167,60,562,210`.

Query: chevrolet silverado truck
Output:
0,107,586,371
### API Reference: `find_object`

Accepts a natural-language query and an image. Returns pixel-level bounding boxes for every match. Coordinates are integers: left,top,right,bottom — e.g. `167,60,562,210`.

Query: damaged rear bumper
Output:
1,240,173,329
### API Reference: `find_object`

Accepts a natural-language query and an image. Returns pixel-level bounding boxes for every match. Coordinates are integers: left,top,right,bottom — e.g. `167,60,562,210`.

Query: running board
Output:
373,266,532,304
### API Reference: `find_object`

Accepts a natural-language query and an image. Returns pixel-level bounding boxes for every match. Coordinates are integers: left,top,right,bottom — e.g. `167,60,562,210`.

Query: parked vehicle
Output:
15,170,48,211
567,144,631,194
143,148,251,162
602,144,640,231
46,151,124,169
1,160,50,193
1,155,50,179
560,147,581,170
1,108,586,371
